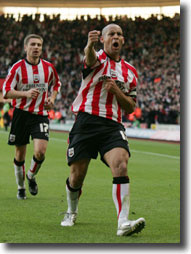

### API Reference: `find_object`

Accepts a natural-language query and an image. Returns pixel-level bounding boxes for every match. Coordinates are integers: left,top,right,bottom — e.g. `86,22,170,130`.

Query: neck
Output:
26,56,40,65
104,50,120,62
111,54,120,61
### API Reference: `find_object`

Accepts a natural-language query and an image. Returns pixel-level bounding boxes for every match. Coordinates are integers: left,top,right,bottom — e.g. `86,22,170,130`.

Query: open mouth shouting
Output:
112,41,119,49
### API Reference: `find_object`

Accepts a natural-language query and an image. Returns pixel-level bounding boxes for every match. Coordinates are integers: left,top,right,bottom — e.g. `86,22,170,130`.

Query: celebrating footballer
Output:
61,24,145,236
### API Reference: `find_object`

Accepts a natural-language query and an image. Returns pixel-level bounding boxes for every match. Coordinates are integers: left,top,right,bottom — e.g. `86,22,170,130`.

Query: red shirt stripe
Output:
4,61,22,95
19,98,27,110
124,61,138,78
130,76,136,89
117,102,122,123
105,93,113,119
12,99,16,108
41,59,49,83
105,60,114,119
19,61,28,110
121,59,128,83
21,60,28,84
38,92,46,115
91,81,103,115
79,64,103,112
98,51,107,62
28,65,39,113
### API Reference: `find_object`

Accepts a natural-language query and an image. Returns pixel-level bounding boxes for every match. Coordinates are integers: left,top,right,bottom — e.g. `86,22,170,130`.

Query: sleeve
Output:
82,49,106,79
50,64,61,93
122,61,138,103
128,70,138,103
2,66,18,99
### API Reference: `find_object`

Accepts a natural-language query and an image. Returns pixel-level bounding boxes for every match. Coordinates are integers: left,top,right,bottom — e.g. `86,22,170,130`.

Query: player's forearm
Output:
5,90,28,99
115,91,136,114
105,79,136,113
84,45,97,67
44,90,58,110
5,88,40,100
50,90,58,104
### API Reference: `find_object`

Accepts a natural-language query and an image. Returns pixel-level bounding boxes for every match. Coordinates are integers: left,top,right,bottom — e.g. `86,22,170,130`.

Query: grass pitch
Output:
0,129,180,243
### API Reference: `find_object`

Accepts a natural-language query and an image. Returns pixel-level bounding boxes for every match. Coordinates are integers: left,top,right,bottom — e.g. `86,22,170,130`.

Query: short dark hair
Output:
24,34,43,45
102,23,122,37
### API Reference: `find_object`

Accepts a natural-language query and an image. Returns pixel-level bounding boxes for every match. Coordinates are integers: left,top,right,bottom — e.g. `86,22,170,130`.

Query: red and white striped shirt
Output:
72,49,138,123
3,59,61,116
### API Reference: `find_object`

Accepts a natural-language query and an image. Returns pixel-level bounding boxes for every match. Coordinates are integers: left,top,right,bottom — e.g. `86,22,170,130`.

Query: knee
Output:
34,150,46,161
112,159,128,177
15,146,26,161
69,168,86,188
15,154,25,162
69,173,83,189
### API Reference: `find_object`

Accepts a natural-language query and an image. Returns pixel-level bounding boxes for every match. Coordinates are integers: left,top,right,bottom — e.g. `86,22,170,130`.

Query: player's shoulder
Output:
9,59,24,73
40,59,54,67
12,59,24,67
96,49,107,61
121,59,138,78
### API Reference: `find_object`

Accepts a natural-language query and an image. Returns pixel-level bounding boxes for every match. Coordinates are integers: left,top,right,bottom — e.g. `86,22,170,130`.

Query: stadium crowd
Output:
0,12,180,128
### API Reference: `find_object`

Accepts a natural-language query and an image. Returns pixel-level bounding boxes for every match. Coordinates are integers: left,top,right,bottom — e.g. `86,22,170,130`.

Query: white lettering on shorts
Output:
40,123,49,133
120,130,128,142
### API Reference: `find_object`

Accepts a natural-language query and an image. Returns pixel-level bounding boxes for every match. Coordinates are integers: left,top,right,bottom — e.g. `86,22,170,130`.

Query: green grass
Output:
0,129,180,243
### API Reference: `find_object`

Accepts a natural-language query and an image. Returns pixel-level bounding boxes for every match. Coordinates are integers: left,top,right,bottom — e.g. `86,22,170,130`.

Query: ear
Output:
100,36,104,44
122,37,125,45
24,44,27,53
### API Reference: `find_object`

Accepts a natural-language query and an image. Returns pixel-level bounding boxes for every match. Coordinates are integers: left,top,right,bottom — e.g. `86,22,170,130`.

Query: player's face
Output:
101,25,124,59
25,38,42,60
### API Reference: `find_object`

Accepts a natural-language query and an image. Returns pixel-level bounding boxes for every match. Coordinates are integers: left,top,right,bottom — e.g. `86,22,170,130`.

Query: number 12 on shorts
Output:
40,123,49,133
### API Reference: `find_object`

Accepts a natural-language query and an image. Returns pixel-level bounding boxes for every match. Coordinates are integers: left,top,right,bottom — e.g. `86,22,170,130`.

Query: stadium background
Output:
0,0,180,142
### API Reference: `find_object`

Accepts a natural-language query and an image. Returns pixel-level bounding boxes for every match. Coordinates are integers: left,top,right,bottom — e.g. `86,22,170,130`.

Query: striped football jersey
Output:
3,59,61,116
72,49,137,123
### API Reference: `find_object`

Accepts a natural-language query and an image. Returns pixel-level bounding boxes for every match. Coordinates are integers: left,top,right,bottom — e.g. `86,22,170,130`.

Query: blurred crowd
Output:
0,13,180,128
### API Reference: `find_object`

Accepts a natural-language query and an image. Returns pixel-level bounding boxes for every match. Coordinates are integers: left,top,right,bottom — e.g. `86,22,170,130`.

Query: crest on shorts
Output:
68,148,74,157
9,134,16,142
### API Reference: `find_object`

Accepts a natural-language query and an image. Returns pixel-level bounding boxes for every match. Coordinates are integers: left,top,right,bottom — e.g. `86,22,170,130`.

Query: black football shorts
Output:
8,108,49,146
67,112,130,166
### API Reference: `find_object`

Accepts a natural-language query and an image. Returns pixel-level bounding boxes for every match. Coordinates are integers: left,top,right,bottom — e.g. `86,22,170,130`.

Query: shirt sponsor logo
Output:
22,83,47,92
98,75,129,94
98,75,111,81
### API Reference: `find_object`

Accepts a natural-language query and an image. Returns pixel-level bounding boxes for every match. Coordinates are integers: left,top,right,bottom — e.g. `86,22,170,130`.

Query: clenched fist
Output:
87,30,101,47
104,79,120,95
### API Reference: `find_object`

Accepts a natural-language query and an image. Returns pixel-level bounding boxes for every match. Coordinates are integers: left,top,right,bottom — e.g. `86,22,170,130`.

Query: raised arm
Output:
84,30,100,67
